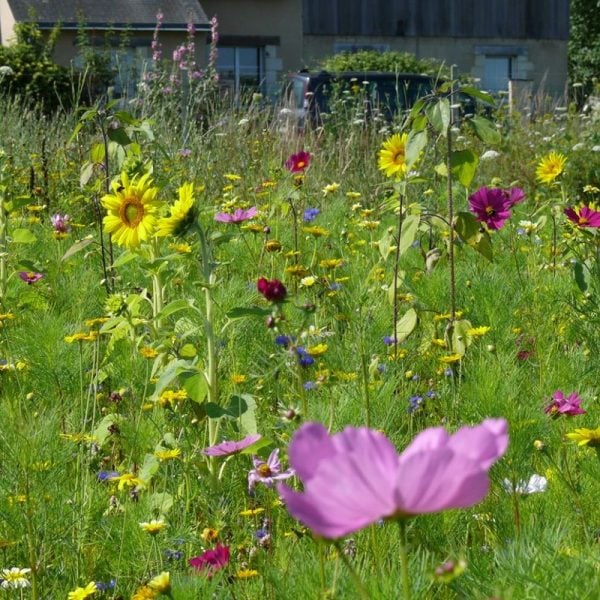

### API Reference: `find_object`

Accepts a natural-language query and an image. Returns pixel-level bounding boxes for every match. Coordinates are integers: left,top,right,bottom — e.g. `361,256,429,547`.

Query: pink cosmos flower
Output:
285,151,311,173
214,207,258,223
505,187,525,207
202,434,262,457
468,187,512,230
189,543,230,576
18,271,44,284
544,390,586,416
564,206,600,228
248,449,294,491
279,419,508,539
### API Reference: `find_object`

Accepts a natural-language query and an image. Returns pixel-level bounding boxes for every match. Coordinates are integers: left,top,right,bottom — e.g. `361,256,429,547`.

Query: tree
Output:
569,0,600,98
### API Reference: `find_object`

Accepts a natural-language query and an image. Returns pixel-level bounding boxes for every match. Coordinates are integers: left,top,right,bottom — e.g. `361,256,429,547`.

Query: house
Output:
0,0,570,100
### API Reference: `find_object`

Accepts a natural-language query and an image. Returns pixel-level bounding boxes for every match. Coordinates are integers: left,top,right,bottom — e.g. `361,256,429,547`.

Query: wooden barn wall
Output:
303,0,569,39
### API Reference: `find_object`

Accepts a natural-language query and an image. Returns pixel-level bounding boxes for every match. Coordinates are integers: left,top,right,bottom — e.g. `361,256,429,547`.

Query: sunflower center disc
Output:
120,197,144,227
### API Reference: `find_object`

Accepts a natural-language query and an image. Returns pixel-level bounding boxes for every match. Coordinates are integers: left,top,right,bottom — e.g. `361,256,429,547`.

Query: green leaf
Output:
450,149,479,188
454,212,493,261
152,359,195,399
205,402,229,419
183,373,208,404
405,129,427,170
62,236,95,261
107,127,131,146
395,308,418,343
459,86,495,105
92,414,121,447
149,492,174,514
411,113,428,132
426,98,451,134
11,228,37,244
399,214,420,256
387,270,406,306
469,116,501,145
573,261,590,293
79,162,95,187
111,250,139,268
178,343,197,358
158,299,192,320
378,232,393,261
139,454,159,484
90,143,105,163
451,319,473,356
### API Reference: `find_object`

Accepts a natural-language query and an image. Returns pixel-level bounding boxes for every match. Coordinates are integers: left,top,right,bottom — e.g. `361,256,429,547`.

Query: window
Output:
216,47,263,95
483,56,512,93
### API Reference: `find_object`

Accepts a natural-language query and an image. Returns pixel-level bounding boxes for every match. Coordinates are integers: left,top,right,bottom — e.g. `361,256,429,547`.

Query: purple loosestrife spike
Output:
279,419,508,539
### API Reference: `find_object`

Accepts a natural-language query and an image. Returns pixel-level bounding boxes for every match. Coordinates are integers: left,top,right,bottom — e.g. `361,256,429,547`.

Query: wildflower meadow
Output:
0,68,600,599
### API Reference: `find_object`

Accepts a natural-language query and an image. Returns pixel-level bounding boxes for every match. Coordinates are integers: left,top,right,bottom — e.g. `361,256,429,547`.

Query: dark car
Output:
281,70,477,130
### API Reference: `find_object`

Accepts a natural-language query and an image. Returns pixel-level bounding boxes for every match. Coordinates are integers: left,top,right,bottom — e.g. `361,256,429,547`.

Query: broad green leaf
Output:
11,228,37,244
450,149,478,188
469,116,501,145
90,143,105,163
178,343,197,358
62,236,95,261
183,373,208,404
112,250,138,268
158,299,192,320
149,492,173,514
399,214,420,256
434,162,448,177
80,162,95,187
573,261,590,292
426,98,451,135
387,270,406,305
454,212,493,261
411,113,428,132
451,319,473,356
378,232,394,261
139,454,159,484
107,127,131,146
152,359,195,398
405,129,427,170
394,308,418,343
239,437,271,455
92,414,121,447
459,86,495,105
205,402,229,419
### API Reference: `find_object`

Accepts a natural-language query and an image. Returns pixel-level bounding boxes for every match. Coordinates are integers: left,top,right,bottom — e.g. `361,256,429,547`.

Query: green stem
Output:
0,190,6,303
398,520,412,600
360,344,371,428
334,541,370,600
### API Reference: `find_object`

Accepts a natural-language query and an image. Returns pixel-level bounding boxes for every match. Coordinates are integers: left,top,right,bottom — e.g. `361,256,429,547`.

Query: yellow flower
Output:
84,317,109,328
156,182,196,238
64,332,98,343
322,182,340,195
439,353,462,364
132,587,158,600
535,152,566,184
302,226,330,237
346,191,362,199
169,242,192,253
285,264,309,277
239,508,264,517
565,427,600,447
59,432,97,443
139,346,159,359
300,276,317,287
431,338,447,348
147,571,170,593
159,389,188,408
101,171,161,249
236,569,259,579
307,343,328,357
467,326,491,337
201,527,219,542
378,133,409,178
139,519,167,535
68,581,97,600
224,173,241,181
264,239,282,252
231,374,247,384
109,472,145,491
154,448,181,461
319,258,344,269
0,313,15,321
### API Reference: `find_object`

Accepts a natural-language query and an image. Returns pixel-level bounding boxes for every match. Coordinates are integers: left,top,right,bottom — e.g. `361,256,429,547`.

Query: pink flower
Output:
468,187,512,230
505,187,525,207
18,271,44,284
279,419,508,539
544,390,586,416
257,277,286,302
285,151,311,173
248,449,294,491
202,434,262,457
189,543,230,576
51,213,71,233
564,206,600,228
214,207,258,223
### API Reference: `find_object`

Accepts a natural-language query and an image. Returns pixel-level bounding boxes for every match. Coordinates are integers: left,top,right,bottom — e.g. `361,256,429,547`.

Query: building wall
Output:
201,0,303,97
303,35,568,97
0,0,17,46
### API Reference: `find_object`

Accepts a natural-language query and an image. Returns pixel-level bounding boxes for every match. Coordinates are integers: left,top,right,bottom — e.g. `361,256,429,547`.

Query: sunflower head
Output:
535,152,567,185
156,182,197,238
101,172,161,249
378,133,409,178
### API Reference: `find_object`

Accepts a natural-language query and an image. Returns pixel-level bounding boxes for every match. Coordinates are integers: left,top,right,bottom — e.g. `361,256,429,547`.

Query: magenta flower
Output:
285,150,311,173
505,187,525,207
51,213,71,233
189,543,230,576
202,434,262,457
248,449,294,491
564,206,600,228
468,187,512,230
18,271,44,285
257,277,287,302
214,207,258,223
544,390,586,417
279,419,508,538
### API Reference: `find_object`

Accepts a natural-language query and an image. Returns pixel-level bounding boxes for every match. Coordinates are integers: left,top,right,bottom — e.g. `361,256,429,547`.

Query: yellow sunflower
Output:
102,172,161,249
156,182,196,237
565,427,600,447
535,151,567,184
378,133,409,178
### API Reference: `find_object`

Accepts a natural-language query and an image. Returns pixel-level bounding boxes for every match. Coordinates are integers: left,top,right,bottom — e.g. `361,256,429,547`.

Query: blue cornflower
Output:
407,395,424,413
383,336,396,346
303,381,317,391
296,347,315,367
275,335,293,347
95,580,116,592
329,282,343,291
426,390,437,399
97,470,119,482
165,548,184,561
303,207,320,222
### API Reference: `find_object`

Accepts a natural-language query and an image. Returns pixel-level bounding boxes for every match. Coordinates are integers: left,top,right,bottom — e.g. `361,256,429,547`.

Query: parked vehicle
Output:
281,70,478,130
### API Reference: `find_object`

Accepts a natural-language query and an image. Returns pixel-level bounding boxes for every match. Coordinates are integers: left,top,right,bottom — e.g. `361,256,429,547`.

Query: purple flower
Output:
51,213,71,233
544,390,586,417
257,277,287,302
279,419,508,538
248,449,294,491
189,543,230,577
178,148,192,158
18,271,44,284
564,206,600,228
202,434,262,457
296,347,314,367
468,187,512,230
303,208,320,222
505,187,525,207
383,336,396,346
215,207,258,223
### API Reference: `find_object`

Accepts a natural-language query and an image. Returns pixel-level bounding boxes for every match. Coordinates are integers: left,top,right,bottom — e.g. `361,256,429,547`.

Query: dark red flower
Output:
257,277,287,302
285,150,311,173
189,543,230,577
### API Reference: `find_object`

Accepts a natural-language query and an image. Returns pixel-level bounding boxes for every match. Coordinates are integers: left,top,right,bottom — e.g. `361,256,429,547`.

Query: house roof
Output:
7,0,211,31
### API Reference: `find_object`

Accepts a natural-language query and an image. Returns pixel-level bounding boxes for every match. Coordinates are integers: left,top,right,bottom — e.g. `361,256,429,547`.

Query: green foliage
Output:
318,49,449,77
569,0,600,97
